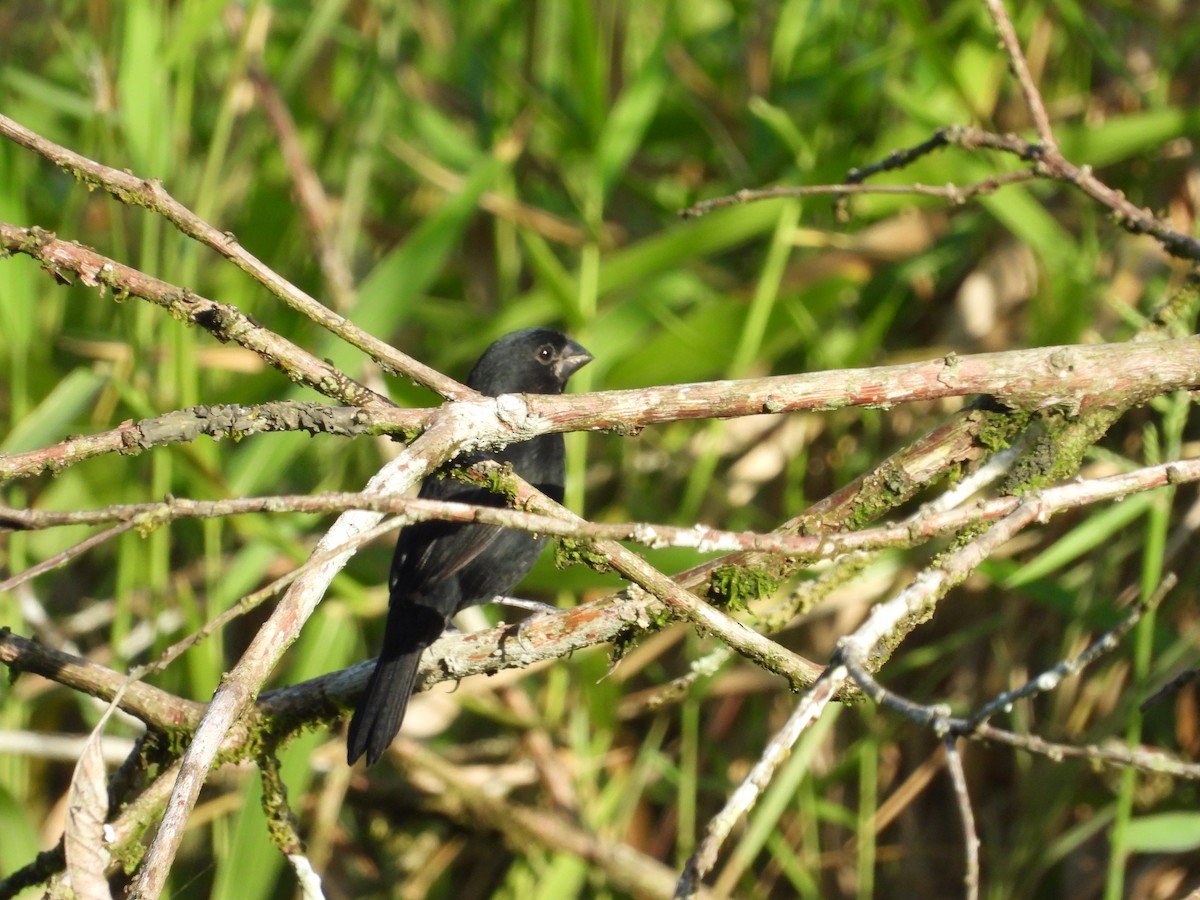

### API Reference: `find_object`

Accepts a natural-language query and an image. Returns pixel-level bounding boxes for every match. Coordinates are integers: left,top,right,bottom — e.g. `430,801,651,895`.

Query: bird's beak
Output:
555,339,593,381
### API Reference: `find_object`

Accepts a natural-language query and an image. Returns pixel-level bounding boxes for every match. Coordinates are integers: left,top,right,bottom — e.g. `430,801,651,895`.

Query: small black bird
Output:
347,328,592,766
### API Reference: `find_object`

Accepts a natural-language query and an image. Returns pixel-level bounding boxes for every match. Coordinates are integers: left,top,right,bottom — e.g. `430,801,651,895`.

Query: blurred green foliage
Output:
1,0,1199,897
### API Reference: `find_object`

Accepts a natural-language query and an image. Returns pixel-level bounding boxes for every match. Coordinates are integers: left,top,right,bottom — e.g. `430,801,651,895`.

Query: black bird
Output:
347,328,592,766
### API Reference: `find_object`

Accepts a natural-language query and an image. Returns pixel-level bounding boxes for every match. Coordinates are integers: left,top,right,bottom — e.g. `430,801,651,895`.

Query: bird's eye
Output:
536,344,555,363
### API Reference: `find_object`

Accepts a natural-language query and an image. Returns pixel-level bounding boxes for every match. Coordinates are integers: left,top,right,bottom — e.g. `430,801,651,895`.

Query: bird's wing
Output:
387,478,511,596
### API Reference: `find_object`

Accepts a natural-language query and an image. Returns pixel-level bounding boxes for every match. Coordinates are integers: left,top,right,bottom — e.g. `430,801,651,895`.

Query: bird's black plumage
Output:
347,328,592,766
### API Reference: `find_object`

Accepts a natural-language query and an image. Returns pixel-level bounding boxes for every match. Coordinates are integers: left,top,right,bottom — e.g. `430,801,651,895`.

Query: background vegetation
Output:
1,0,1198,897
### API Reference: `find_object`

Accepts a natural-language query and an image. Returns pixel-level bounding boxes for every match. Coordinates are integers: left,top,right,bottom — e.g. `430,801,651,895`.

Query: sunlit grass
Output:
2,0,1198,897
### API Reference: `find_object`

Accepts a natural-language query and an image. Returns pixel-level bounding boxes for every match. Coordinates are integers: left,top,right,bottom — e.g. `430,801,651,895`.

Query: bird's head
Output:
466,328,592,396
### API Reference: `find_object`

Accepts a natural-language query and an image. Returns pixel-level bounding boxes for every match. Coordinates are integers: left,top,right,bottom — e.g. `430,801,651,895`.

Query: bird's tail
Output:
346,604,444,766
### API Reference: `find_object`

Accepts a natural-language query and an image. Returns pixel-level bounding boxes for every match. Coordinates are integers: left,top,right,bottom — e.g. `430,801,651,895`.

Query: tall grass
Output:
1,1,1198,897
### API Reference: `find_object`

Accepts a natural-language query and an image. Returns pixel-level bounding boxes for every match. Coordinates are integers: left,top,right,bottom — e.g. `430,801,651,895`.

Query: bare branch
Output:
983,0,1057,149
6,338,1196,485
0,113,469,398
681,169,1038,219
676,672,842,898
0,630,205,733
966,575,1176,730
945,737,980,900
5,455,1200,565
0,401,417,481
0,223,393,410
0,523,135,593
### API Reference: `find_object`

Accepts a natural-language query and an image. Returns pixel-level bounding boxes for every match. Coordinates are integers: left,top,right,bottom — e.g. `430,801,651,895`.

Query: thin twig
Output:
831,571,1188,767
970,723,1200,777
136,518,405,694
5,455,1200,576
686,11,1200,264
944,737,980,900
675,672,843,898
0,522,135,593
983,0,1057,150
681,169,1038,219
966,574,1176,730
940,125,1200,260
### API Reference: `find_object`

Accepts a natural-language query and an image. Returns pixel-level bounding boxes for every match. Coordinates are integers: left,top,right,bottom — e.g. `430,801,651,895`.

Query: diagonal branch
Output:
983,0,1057,149
0,223,393,411
125,406,473,898
0,113,469,399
